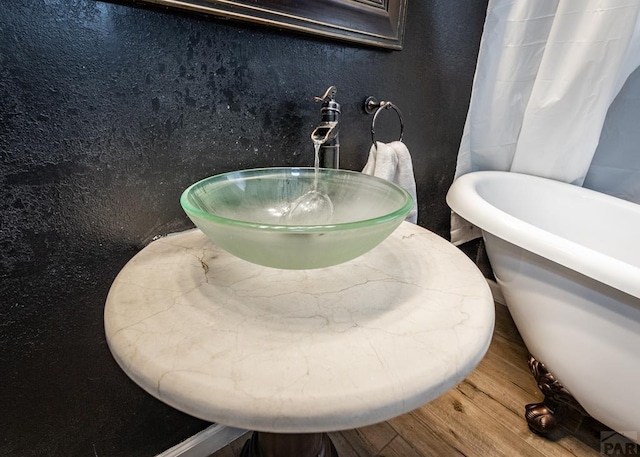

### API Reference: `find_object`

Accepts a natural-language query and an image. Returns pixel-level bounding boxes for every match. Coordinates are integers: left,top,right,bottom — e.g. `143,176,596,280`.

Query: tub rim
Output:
446,171,640,299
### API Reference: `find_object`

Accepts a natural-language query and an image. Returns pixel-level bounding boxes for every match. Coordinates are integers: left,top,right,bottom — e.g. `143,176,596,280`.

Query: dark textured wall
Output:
0,0,488,455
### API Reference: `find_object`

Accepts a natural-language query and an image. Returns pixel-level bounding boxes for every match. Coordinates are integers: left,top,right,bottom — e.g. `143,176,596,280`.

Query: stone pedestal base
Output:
240,432,339,457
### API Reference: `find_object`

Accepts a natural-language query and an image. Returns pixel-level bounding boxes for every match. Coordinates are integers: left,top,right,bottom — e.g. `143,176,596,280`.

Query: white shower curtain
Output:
451,0,640,245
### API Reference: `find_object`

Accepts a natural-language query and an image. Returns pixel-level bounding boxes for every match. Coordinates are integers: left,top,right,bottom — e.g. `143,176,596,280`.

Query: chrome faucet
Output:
311,86,340,169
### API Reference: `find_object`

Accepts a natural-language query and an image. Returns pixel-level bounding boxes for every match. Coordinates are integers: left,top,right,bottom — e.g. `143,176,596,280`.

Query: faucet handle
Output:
314,86,337,103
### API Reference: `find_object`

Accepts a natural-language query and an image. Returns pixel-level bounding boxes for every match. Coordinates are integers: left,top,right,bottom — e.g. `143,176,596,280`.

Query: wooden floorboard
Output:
211,303,611,456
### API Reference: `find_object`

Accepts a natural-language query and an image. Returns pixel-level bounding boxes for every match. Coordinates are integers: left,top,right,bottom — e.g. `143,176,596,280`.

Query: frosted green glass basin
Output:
180,167,413,269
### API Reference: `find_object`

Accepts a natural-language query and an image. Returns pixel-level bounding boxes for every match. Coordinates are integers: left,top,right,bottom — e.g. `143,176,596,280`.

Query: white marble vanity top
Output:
105,222,494,433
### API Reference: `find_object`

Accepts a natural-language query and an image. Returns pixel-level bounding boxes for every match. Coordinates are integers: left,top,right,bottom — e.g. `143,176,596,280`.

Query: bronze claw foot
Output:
525,402,558,434
526,356,589,437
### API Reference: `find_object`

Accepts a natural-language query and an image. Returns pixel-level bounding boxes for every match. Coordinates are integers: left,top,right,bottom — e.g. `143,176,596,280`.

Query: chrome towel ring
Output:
364,96,404,147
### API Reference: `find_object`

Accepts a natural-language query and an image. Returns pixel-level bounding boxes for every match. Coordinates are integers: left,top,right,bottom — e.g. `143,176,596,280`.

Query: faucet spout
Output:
312,86,340,169
311,122,338,144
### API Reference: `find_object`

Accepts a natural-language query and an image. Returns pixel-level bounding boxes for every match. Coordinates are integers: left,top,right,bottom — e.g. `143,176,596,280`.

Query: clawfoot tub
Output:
446,171,640,443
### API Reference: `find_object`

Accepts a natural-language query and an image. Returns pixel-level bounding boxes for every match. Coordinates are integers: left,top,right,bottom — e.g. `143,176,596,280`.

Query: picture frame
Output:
133,0,408,50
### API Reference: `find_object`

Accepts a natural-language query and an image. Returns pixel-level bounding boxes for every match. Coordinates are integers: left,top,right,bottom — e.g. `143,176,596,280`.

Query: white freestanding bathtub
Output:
447,171,640,443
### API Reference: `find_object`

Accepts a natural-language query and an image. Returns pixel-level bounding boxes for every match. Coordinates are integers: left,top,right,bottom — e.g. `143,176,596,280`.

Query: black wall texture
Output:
0,1,488,455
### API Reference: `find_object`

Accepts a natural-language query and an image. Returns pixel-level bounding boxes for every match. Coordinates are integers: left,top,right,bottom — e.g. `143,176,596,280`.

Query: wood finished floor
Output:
211,303,609,457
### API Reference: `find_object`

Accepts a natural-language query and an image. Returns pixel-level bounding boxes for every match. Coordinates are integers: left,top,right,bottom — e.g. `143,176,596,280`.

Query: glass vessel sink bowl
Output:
180,167,413,269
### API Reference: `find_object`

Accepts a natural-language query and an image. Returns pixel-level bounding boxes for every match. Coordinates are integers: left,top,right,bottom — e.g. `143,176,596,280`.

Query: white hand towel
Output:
362,141,418,224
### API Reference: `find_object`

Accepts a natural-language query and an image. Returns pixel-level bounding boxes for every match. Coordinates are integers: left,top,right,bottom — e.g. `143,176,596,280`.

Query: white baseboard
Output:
156,424,247,457
487,279,506,306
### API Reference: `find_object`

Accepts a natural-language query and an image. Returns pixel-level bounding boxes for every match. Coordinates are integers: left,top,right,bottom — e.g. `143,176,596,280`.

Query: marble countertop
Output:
105,222,494,433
